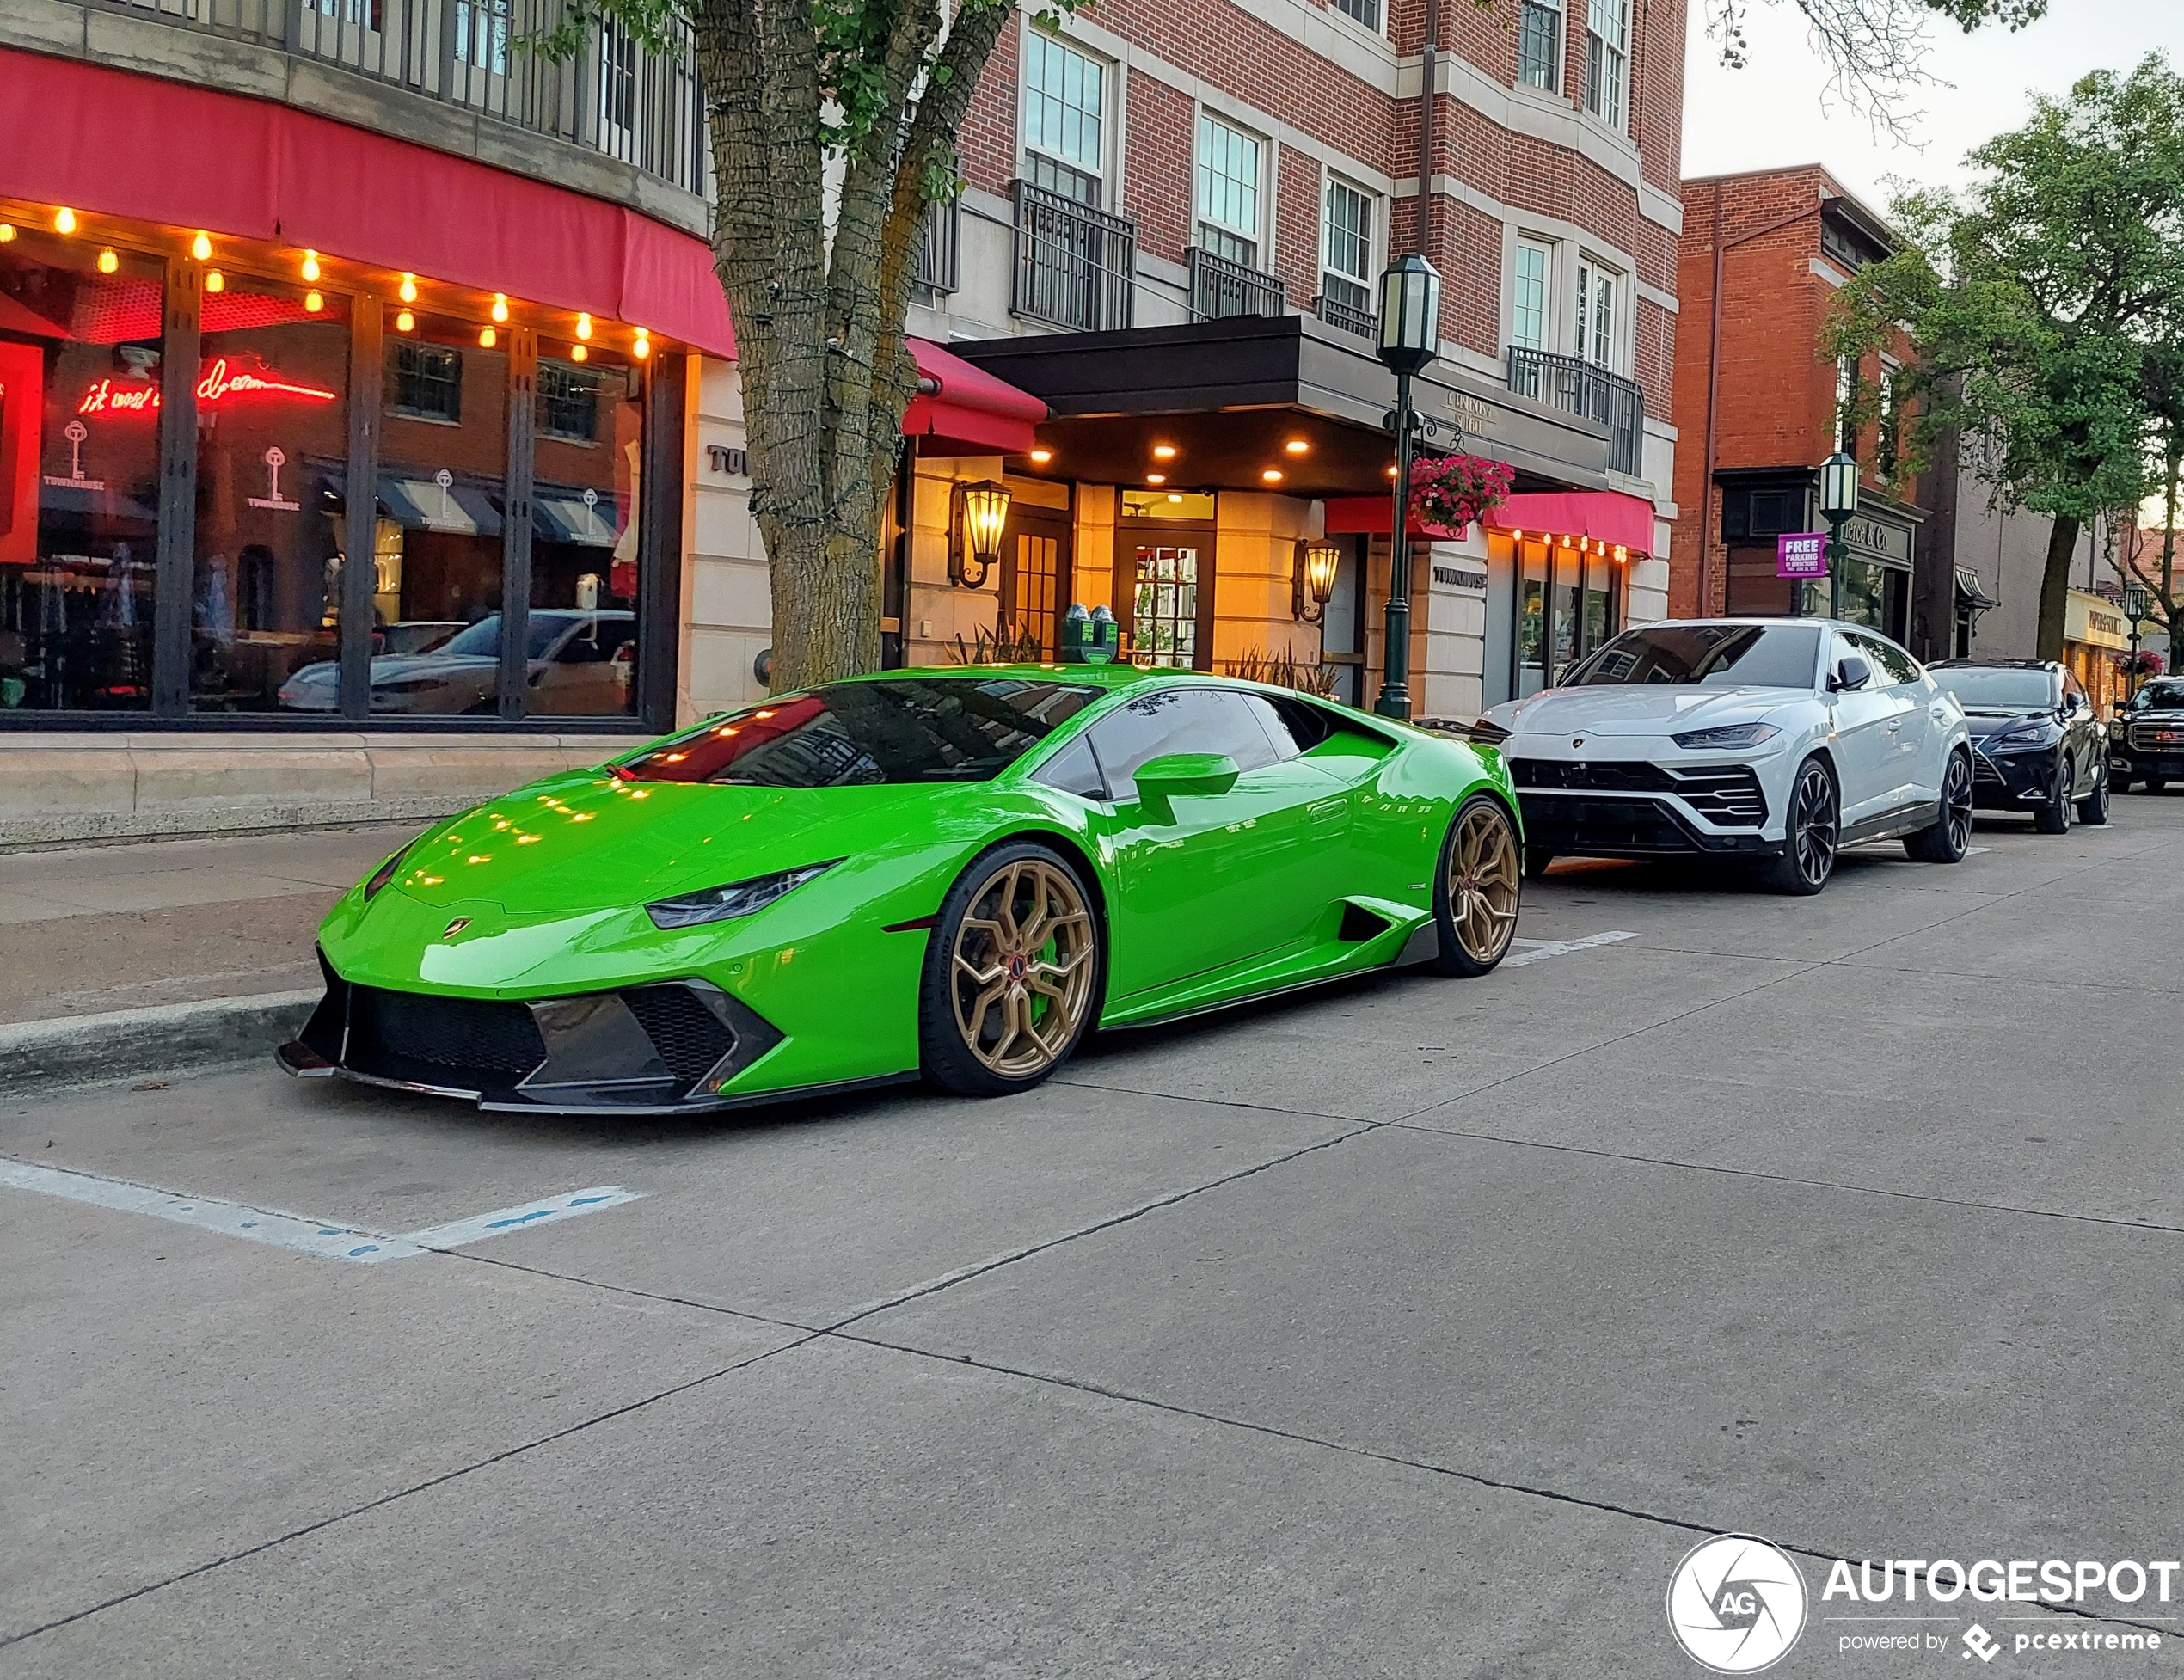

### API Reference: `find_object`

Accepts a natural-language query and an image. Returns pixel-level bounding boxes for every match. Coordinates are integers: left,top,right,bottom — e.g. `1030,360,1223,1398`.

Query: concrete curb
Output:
0,990,320,1099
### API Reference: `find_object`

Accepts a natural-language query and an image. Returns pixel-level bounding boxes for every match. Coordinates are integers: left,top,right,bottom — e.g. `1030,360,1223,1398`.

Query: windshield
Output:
1931,667,2056,709
621,678,1103,788
1567,623,1821,689
2133,680,2184,710
427,613,617,661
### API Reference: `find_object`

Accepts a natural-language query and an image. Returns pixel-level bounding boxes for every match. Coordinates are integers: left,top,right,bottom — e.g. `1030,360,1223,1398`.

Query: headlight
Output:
1990,725,2052,749
645,861,839,930
362,845,409,902
1468,716,1512,746
1671,722,1781,750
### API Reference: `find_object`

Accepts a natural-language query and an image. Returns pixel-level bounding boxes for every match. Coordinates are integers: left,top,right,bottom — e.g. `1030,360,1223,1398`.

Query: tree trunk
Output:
2164,438,2180,673
2035,514,2079,662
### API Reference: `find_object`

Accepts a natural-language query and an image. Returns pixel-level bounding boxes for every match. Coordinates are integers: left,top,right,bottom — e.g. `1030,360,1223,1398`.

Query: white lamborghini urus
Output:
1473,618,1973,895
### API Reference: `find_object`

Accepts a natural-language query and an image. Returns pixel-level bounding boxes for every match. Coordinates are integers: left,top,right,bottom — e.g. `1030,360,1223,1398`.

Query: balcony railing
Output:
1188,246,1284,321
88,0,708,196
1313,291,1376,339
1506,345,1645,476
1012,180,1136,333
913,197,960,299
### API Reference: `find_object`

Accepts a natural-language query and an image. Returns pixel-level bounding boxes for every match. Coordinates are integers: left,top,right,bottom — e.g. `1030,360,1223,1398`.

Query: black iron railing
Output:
913,197,960,298
1011,180,1136,333
1506,346,1645,476
1314,291,1376,338
88,0,708,195
1187,246,1284,321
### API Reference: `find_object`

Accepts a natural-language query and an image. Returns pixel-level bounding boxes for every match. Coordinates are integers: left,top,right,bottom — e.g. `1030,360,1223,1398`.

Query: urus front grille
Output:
1511,758,1766,826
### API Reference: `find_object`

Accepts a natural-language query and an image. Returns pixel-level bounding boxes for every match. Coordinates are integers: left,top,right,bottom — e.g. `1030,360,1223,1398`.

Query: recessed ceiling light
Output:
1386,465,1399,477
1151,444,1177,460
1284,438,1310,455
1261,469,1284,482
1146,474,1166,485
1029,447,1053,464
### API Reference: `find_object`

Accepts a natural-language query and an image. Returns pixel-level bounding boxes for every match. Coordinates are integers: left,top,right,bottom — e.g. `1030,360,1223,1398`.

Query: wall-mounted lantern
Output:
948,480,1011,588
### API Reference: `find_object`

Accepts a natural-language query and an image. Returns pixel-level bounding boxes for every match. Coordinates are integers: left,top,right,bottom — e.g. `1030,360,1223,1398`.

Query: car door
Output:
1851,632,1930,808
2061,671,2097,790
1825,631,1898,827
1082,687,1346,997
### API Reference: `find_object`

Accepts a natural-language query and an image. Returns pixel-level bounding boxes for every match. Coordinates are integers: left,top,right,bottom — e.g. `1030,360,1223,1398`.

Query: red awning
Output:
1321,497,1471,542
0,47,734,359
1485,491,1655,555
903,336,1048,456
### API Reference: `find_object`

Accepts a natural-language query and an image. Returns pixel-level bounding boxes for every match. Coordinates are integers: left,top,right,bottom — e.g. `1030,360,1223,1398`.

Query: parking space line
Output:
1505,930,1638,967
1,1161,641,1264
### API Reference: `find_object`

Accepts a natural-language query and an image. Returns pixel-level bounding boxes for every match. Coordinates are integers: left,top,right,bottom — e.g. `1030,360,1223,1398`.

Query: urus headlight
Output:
1672,722,1781,750
362,844,409,902
646,861,840,930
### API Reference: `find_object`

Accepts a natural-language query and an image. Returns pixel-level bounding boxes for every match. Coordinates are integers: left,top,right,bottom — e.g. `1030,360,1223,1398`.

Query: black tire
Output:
1523,848,1555,880
917,841,1102,1098
1763,755,1839,895
1905,751,1974,862
1430,793,1522,976
2034,753,2073,834
2077,759,2110,825
2113,770,2135,794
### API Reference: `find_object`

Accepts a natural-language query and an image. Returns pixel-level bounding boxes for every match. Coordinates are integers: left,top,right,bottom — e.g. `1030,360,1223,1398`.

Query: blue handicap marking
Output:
347,1244,380,1257
486,1208,558,1229
568,1196,608,1208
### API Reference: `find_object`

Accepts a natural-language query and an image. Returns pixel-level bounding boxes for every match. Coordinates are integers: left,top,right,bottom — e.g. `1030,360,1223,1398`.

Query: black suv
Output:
1928,659,2108,831
2110,677,2184,793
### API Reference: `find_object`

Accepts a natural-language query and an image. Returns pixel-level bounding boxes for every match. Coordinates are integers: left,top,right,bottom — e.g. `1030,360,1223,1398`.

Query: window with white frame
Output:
1877,360,1901,476
1585,0,1628,130
1574,256,1617,367
1518,0,1561,90
1837,356,1860,454
1511,238,1552,352
1329,0,1381,28
1322,177,1375,314
1195,113,1263,267
1022,29,1107,205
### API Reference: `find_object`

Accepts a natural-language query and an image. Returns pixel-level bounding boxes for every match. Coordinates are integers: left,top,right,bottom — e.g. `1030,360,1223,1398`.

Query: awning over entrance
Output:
1484,492,1655,555
0,46,735,359
1320,499,1472,543
903,338,1048,456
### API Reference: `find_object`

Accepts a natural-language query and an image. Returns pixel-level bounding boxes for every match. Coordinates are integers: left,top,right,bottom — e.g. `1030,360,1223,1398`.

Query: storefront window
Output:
529,341,641,715
1550,549,1579,682
0,232,163,711
364,309,507,715
1584,550,1617,653
1518,539,1547,696
192,279,350,712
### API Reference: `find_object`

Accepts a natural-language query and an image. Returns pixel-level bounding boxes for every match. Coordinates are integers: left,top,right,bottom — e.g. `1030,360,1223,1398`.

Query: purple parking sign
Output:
1777,532,1828,579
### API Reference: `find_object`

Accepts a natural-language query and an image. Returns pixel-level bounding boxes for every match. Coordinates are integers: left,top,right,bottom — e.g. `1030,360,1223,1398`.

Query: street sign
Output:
1777,532,1828,579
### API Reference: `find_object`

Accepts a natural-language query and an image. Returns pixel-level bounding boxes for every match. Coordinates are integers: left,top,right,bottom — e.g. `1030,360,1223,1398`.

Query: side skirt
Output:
1098,912,1432,1033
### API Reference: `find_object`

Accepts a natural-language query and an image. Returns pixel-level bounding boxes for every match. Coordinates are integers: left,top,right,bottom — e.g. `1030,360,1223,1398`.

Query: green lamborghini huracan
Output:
279,664,1523,1113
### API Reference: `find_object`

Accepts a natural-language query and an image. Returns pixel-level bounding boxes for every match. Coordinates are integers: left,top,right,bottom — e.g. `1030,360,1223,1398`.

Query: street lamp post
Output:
1819,451,1858,621
2124,581,2151,702
1374,253,1443,720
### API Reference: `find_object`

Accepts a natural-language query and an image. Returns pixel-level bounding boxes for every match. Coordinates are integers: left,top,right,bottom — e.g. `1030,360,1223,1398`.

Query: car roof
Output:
1929,659,2058,671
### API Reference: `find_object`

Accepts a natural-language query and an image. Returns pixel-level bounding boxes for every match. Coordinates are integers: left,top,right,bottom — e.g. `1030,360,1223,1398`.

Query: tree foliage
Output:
1825,55,2184,659
552,0,1079,692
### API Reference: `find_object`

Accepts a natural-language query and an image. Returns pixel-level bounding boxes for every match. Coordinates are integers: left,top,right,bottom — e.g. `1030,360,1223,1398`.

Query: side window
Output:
1248,693,1336,758
1032,736,1106,801
1830,633,1866,683
2062,671,2086,708
1083,689,1279,800
1853,634,1920,688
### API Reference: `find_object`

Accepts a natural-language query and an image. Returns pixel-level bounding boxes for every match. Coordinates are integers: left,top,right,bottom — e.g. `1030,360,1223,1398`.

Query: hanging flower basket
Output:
1409,451,1515,536
2116,648,2165,678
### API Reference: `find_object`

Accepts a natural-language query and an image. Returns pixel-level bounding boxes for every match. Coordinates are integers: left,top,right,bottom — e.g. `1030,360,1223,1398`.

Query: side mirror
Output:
1132,752,1240,823
1828,654,1871,694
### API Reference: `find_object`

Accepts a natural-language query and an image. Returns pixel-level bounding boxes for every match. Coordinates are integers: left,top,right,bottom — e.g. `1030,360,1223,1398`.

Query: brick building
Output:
688,0,1689,720
1670,165,1938,647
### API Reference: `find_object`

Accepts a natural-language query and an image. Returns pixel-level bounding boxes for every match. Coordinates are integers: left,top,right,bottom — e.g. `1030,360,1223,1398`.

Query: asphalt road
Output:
6,797,2184,1677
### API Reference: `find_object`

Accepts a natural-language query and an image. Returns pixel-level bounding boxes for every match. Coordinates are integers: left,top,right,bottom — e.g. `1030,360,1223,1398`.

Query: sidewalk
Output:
0,825,407,1027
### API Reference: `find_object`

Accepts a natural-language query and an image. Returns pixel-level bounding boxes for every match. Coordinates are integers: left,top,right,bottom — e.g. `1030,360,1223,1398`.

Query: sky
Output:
1679,0,2184,216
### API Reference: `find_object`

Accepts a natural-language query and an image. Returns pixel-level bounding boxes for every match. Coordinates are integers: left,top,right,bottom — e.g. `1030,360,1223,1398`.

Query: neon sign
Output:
77,357,340,417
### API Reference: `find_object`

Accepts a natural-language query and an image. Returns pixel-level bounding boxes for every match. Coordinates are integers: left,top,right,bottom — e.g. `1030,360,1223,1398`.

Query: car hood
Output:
1488,685,1805,739
372,769,976,918
282,653,500,693
1959,708,2058,739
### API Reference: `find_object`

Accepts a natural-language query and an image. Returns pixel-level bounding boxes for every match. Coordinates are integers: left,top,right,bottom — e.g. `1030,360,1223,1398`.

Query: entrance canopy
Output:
1484,492,1655,556
904,338,1049,457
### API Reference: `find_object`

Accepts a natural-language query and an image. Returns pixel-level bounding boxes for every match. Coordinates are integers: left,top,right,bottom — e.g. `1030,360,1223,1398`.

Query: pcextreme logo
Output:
1668,1533,1810,1673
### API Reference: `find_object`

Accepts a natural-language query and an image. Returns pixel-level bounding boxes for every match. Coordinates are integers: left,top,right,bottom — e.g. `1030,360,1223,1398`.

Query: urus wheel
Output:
1905,751,1974,863
1430,794,1521,976
919,842,1101,1097
1765,756,1839,894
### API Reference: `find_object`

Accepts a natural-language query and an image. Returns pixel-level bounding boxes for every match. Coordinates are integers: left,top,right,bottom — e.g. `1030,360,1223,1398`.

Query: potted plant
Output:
1409,451,1515,536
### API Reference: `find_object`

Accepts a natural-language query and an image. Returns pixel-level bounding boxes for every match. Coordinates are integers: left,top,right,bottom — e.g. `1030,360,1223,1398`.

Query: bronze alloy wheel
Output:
1448,800,1521,964
948,854,1097,1079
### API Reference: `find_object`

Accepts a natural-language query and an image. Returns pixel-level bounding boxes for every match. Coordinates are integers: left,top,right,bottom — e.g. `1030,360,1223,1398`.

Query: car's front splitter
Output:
274,954,881,1116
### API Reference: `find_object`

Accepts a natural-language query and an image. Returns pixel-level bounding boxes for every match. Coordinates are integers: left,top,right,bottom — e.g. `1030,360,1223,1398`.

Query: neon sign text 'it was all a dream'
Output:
77,358,340,416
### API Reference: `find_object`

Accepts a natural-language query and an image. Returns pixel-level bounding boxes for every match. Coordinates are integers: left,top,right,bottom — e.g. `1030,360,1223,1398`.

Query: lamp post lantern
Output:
2124,580,2151,702
1818,451,1859,620
1374,253,1443,720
